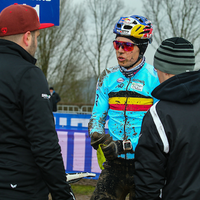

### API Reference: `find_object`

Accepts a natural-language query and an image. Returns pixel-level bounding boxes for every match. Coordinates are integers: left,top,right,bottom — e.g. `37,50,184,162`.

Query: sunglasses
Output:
113,40,138,51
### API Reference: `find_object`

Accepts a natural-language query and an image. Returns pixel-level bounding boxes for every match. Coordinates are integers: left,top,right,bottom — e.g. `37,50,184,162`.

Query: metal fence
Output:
57,105,93,114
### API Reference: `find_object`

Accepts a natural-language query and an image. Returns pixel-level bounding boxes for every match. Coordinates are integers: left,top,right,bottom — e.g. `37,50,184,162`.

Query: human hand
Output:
90,132,112,150
101,140,123,160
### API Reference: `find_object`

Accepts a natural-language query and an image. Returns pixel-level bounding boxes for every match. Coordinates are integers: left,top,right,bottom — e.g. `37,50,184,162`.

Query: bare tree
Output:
80,0,126,79
142,0,200,67
35,0,135,105
35,0,89,103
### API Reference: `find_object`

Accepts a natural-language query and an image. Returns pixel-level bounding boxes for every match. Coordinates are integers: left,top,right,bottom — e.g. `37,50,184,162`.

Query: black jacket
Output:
134,70,200,200
0,39,74,200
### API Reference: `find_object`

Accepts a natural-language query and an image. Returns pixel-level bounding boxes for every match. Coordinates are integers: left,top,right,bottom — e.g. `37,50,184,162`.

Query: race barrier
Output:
53,113,108,179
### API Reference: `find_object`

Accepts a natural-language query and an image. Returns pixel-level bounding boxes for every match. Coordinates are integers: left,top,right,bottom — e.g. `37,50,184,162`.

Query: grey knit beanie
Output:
154,37,195,75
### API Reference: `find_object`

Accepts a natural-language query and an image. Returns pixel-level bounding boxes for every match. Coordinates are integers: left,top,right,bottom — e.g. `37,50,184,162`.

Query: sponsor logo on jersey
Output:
131,82,143,92
117,78,125,83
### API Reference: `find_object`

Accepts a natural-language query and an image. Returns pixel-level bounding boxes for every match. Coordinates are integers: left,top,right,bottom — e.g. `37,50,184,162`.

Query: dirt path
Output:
75,194,92,200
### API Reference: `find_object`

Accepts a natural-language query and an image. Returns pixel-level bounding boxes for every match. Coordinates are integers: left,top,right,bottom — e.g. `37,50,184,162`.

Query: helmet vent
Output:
135,26,141,31
124,25,132,30
117,24,121,28
135,16,144,23
141,30,150,34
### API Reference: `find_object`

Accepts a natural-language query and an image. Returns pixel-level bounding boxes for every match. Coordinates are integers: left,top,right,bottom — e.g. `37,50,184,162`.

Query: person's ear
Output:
23,31,32,47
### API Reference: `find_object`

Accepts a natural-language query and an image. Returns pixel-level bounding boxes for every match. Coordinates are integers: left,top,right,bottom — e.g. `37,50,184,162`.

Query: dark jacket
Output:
0,39,74,200
50,91,61,111
134,70,200,200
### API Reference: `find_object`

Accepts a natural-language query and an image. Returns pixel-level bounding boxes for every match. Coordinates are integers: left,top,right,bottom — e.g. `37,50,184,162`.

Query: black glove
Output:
101,140,123,160
90,132,112,150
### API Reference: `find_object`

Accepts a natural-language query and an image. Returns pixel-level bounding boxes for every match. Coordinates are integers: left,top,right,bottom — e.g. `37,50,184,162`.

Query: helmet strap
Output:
122,54,143,69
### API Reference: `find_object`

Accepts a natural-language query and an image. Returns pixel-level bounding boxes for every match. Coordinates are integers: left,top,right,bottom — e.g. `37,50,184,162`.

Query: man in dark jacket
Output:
50,87,61,112
134,37,200,200
0,4,75,200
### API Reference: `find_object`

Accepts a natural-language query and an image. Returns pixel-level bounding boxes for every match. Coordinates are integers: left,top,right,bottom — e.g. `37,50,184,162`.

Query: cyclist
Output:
88,15,159,200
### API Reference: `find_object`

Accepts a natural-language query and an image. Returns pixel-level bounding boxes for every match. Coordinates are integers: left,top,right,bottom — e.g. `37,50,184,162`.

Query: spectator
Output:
50,86,61,112
88,15,159,200
0,4,75,200
134,37,198,200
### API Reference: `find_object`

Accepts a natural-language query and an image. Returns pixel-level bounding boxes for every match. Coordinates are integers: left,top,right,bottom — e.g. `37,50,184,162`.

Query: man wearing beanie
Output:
0,4,75,200
134,37,200,200
88,15,159,200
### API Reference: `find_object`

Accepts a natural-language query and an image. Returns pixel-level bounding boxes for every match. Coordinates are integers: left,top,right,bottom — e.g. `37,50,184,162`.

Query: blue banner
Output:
53,113,109,179
0,0,60,26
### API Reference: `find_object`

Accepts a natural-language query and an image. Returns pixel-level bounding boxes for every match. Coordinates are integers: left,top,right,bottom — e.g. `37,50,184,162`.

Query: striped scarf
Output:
119,57,145,78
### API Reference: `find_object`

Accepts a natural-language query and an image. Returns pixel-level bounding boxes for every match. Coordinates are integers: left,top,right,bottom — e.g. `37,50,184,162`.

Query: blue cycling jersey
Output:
89,62,159,159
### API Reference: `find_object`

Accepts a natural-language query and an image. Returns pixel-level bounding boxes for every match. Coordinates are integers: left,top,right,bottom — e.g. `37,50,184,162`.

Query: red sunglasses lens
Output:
113,41,134,51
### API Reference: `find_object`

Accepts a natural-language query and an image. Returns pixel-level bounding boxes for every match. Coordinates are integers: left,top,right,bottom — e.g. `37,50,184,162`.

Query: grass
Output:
71,184,95,195
49,182,130,199
48,179,96,199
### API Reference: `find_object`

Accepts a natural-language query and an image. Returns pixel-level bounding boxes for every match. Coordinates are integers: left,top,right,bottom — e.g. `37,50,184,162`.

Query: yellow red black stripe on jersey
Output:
108,91,153,111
